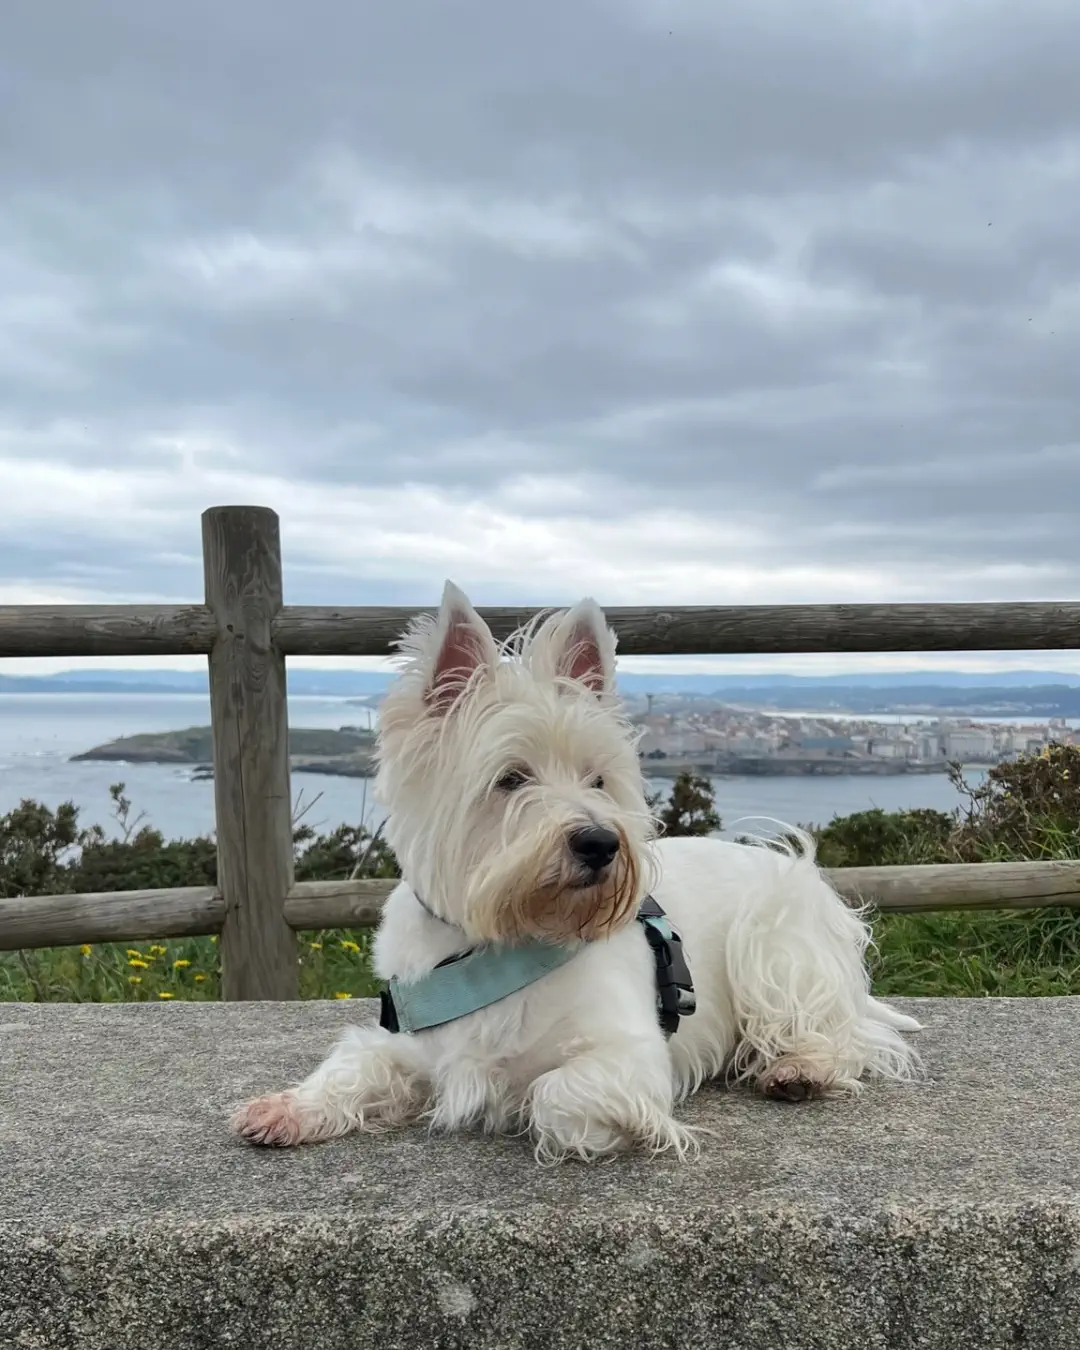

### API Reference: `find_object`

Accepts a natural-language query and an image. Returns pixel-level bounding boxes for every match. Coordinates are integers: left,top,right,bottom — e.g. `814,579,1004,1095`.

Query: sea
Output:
0,693,986,842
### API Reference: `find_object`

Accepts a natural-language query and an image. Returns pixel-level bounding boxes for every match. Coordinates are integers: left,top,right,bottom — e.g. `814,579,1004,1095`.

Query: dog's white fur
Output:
233,584,922,1162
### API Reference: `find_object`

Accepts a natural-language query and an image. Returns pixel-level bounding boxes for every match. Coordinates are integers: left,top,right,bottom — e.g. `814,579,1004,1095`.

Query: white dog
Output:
233,585,921,1162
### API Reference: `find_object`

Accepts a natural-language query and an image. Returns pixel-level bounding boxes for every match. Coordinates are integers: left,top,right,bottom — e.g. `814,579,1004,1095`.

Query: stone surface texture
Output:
2,997,1078,1349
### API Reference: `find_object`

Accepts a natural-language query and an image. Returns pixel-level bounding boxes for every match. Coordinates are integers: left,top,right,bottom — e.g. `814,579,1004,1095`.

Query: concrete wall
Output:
2,998,1078,1349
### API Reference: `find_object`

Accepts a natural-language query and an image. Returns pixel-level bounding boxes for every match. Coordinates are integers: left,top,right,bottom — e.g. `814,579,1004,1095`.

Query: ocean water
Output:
0,693,977,841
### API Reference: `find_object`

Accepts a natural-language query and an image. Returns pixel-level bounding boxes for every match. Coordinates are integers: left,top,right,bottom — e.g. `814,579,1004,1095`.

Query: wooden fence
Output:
2,504,1080,1000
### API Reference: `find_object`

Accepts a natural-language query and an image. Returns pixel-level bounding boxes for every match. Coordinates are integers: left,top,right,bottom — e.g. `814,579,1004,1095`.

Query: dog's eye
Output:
591,775,605,791
496,768,531,792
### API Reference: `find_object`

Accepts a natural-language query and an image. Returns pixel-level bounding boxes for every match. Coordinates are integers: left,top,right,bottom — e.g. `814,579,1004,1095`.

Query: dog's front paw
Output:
526,1055,692,1164
530,1096,630,1164
231,1091,309,1147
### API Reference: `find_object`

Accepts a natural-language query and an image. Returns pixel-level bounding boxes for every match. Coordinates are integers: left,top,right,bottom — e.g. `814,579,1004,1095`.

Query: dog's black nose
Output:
569,825,620,872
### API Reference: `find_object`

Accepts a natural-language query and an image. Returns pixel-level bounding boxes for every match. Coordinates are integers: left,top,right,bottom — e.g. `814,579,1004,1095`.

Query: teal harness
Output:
378,895,696,1038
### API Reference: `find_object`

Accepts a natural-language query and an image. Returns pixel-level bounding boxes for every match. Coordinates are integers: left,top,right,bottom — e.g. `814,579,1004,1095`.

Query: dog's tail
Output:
726,817,819,864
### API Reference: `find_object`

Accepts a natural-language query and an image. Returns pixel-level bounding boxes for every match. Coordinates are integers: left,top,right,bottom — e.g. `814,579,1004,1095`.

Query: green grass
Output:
1,929,383,1003
870,907,1080,998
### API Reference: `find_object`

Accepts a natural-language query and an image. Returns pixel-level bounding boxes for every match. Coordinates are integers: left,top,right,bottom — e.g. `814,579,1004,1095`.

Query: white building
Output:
942,727,996,762
637,729,709,757
868,736,917,759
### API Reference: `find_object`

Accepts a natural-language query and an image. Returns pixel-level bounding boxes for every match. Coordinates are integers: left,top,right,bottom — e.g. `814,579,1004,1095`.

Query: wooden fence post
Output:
202,506,297,1000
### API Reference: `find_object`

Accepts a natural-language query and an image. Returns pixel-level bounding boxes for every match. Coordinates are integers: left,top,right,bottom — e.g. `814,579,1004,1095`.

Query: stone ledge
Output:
1,998,1078,1349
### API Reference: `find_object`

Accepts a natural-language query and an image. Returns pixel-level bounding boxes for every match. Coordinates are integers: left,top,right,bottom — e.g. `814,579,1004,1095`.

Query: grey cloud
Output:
3,0,1080,607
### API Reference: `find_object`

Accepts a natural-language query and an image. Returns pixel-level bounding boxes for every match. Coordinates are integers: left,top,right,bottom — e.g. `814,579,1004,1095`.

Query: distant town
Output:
50,676,1080,781
622,695,1073,778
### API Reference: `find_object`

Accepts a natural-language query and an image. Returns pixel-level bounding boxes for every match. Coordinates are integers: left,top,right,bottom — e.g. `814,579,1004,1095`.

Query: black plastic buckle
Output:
637,896,696,1038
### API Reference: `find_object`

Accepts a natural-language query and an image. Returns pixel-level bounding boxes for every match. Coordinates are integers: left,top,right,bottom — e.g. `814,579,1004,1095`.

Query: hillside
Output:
71,725,377,776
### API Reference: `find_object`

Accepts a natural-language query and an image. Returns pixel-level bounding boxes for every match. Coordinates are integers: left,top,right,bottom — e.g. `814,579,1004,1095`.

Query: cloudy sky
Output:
4,0,1080,674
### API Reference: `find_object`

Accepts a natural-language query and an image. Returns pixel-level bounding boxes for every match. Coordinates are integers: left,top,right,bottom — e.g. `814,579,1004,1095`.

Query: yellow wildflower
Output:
159,992,175,1000
309,942,323,950
193,974,207,984
79,944,92,957
340,940,361,954
334,992,353,1000
173,959,191,969
210,935,219,944
126,949,143,959
150,945,167,956
128,958,149,970
129,976,142,985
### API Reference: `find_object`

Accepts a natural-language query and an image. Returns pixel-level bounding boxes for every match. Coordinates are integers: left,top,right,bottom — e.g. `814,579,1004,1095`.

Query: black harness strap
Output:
378,988,400,1033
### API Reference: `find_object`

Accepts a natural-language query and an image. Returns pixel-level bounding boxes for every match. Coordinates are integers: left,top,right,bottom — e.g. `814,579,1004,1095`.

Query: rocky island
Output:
71,726,378,779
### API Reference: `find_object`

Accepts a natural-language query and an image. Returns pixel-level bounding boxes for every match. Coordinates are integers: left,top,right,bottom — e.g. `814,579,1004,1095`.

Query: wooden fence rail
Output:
1,504,1078,998
4,861,1080,956
4,600,1080,660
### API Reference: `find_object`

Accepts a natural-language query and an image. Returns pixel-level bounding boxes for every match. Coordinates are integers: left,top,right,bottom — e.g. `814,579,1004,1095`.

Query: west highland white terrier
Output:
233,585,921,1162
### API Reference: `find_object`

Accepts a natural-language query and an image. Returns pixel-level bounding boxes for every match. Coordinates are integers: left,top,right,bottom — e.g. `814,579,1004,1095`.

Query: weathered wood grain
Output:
2,565,1079,666
203,506,297,1000
6,860,1080,951
274,600,1080,657
0,887,224,951
284,878,391,930
0,605,215,658
829,859,1080,911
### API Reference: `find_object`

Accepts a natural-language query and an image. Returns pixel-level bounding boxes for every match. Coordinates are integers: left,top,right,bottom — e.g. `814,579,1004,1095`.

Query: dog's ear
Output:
532,597,617,697
421,581,499,714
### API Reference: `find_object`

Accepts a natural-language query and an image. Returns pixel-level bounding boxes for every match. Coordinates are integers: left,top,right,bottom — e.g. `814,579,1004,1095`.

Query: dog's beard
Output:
464,821,644,945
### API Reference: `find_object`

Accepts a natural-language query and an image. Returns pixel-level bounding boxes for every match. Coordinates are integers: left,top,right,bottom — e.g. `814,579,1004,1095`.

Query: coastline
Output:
71,744,975,781
639,757,960,779
65,721,1003,783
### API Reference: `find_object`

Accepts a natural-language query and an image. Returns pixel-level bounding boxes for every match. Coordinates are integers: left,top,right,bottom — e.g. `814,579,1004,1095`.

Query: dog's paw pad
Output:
231,1092,306,1146
758,1064,823,1103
